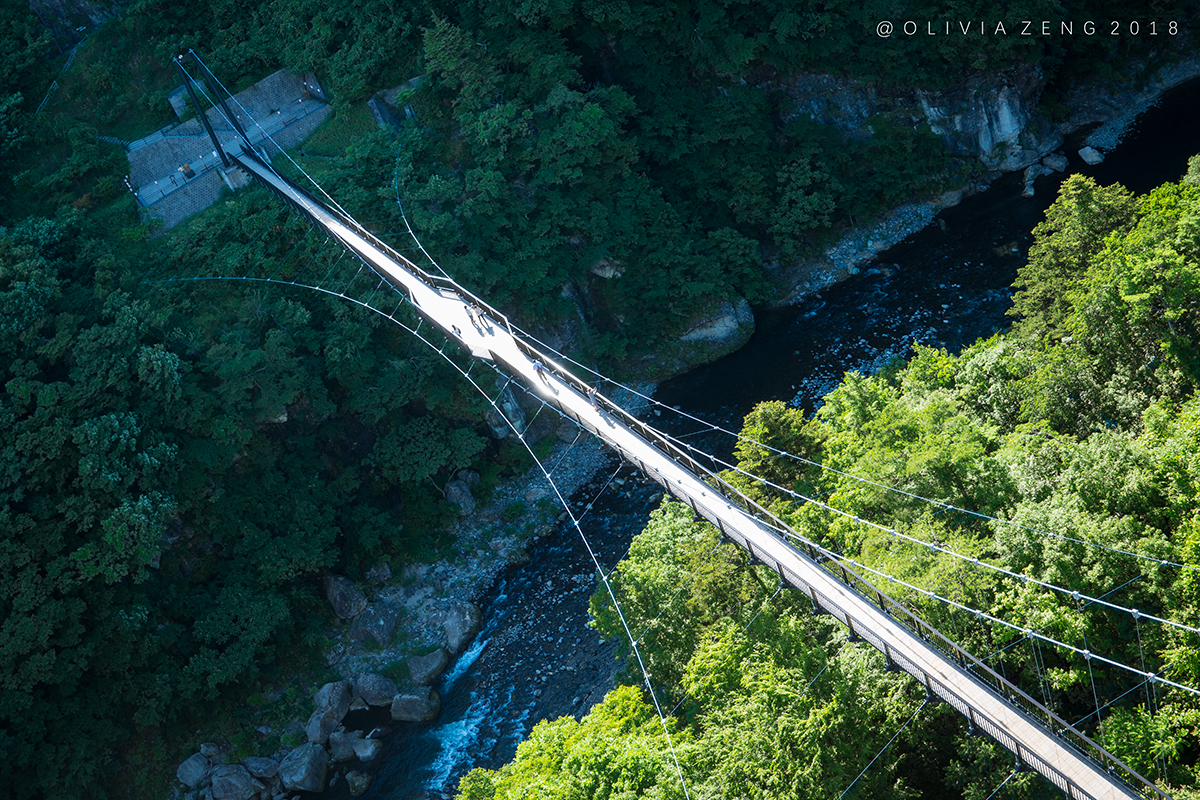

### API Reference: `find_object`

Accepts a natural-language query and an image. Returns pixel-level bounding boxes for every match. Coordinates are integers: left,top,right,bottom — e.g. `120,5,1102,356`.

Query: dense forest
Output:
461,169,1200,799
1,0,1199,798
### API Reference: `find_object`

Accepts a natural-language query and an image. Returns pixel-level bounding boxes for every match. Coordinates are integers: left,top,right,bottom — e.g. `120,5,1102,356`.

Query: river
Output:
355,76,1200,800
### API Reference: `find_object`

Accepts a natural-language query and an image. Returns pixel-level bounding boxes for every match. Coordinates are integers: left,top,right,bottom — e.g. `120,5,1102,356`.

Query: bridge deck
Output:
232,152,1151,800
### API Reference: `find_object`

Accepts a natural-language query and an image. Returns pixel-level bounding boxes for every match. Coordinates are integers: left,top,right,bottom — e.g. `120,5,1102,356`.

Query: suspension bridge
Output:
163,53,1191,800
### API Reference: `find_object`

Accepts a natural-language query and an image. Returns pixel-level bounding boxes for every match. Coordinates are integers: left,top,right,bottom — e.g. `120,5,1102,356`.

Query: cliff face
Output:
784,66,1059,173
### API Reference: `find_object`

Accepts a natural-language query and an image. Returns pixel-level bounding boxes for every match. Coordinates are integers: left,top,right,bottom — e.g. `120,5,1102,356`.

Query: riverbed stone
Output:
352,673,399,706
324,574,367,619
349,603,401,642
279,743,328,793
1079,146,1104,165
444,479,475,515
210,765,262,800
177,753,210,788
1042,153,1068,172
407,648,449,686
328,730,362,763
443,601,481,655
241,757,278,779
346,771,372,798
391,687,441,722
352,737,383,763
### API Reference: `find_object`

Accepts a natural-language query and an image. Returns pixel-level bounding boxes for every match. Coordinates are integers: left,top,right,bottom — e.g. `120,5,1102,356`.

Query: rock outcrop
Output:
391,687,441,722
279,743,328,793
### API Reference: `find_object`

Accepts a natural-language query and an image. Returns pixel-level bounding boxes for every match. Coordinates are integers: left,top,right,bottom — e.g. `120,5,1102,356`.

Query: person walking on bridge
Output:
533,360,550,386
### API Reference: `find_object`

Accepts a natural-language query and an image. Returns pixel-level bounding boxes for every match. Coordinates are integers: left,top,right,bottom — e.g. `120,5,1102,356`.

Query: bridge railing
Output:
529,369,1164,800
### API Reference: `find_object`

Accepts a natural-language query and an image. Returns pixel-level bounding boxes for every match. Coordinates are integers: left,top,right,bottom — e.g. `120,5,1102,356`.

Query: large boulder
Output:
443,601,481,655
391,687,441,722
353,673,399,707
407,648,449,686
324,574,368,619
349,603,401,643
328,730,362,763
241,757,278,780
210,765,262,800
177,753,210,788
1079,146,1104,165
1042,153,1068,172
306,706,341,746
352,737,384,763
443,480,475,515
314,680,352,719
346,771,372,798
279,743,328,793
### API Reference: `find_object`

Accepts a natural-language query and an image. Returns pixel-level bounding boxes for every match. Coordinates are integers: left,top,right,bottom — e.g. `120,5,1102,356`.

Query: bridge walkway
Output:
231,151,1158,800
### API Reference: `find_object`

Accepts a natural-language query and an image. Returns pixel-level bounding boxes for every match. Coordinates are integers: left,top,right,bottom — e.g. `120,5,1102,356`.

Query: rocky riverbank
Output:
164,383,652,800
768,53,1200,309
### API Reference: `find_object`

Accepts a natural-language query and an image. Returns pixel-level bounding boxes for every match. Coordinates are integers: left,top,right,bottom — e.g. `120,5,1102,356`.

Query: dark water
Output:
360,76,1200,799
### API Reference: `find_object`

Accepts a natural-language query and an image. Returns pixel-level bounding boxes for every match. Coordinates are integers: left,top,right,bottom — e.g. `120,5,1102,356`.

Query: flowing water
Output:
357,76,1200,800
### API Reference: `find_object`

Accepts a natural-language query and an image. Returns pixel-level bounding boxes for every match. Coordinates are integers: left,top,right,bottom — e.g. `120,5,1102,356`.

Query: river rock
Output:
679,297,753,342
349,603,401,642
199,742,224,759
443,480,475,515
352,738,383,763
305,706,341,746
391,687,441,722
353,673,399,706
443,601,481,655
328,730,362,763
210,765,262,800
279,743,328,793
241,757,278,779
1079,146,1104,165
407,648,449,686
346,771,372,798
1042,153,1069,172
314,680,352,719
177,753,210,788
324,574,367,619
456,469,480,487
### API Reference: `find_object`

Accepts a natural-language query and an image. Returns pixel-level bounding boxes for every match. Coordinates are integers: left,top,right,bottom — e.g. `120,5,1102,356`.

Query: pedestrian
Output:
452,325,462,337
466,303,480,329
533,360,549,385
587,386,599,410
